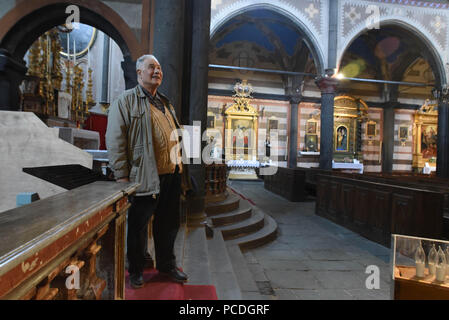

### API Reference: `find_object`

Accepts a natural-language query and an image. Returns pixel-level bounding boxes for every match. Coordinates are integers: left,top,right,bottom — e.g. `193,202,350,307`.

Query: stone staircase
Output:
181,188,277,300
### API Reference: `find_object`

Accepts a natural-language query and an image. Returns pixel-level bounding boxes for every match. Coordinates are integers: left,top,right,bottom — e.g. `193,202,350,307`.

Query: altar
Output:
332,160,364,174
223,81,260,180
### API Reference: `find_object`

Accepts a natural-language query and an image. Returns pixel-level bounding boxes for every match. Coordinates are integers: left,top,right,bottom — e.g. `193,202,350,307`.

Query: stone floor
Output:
228,179,392,300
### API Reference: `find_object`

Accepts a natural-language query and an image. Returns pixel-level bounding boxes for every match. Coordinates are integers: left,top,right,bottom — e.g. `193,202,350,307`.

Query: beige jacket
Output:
105,85,183,196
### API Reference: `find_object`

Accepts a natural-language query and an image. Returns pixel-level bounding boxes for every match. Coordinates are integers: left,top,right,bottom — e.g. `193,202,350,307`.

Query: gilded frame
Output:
335,124,349,152
366,121,377,138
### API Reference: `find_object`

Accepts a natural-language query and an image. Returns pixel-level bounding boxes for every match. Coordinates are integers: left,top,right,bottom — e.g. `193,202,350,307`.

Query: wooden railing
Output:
0,181,139,300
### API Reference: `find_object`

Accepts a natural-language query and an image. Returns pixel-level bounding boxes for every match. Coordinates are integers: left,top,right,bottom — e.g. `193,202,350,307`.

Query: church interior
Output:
1,0,449,301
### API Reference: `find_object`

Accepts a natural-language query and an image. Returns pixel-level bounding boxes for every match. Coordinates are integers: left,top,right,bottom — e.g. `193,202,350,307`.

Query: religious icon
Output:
306,120,317,134
335,125,348,151
421,125,437,159
366,121,376,137
399,126,409,146
305,134,318,152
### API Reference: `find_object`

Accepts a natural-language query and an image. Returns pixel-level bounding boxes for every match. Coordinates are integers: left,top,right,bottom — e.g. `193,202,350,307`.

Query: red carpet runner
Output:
125,269,218,300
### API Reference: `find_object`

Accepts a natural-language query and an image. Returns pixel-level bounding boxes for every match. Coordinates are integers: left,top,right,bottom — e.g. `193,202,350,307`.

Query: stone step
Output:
205,190,229,204
206,229,242,300
225,213,278,251
205,193,240,216
225,244,266,300
181,227,212,285
209,201,252,227
217,207,265,240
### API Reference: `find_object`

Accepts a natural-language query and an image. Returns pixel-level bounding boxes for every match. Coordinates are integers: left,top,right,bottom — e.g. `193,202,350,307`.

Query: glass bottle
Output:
415,240,426,278
428,243,438,276
436,246,447,282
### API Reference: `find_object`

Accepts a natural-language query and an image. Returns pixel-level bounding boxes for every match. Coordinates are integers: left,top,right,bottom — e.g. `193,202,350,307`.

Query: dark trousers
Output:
127,166,181,275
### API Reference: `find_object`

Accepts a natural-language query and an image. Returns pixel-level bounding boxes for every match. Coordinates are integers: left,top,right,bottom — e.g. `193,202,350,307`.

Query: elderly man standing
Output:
106,54,188,289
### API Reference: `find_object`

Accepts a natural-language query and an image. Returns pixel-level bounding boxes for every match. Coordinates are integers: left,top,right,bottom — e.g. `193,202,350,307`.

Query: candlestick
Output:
47,34,50,74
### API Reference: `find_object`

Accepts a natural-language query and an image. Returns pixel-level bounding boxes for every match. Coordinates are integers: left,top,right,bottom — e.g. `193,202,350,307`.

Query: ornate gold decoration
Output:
223,80,259,160
22,26,93,126
413,99,438,171
332,95,369,161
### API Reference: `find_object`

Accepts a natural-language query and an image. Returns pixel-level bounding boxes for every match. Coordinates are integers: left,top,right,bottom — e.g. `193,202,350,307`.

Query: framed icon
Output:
399,125,409,146
366,121,377,137
306,119,317,134
399,126,409,140
305,134,318,152
335,125,349,152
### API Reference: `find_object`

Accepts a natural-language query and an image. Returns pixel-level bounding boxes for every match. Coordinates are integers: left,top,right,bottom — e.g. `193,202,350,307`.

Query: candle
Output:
416,261,425,278
73,38,76,65
67,33,70,59
436,265,446,282
429,262,436,276
88,46,90,69
47,35,50,74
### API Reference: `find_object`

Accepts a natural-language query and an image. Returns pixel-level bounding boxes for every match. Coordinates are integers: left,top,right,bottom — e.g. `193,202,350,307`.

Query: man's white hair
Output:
136,54,159,71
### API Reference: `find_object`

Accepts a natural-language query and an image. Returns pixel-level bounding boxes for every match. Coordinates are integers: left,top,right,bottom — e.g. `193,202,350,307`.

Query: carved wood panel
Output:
391,193,414,236
353,186,370,227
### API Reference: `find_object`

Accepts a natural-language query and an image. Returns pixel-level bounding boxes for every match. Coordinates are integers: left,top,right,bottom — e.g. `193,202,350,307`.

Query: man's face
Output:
138,57,163,90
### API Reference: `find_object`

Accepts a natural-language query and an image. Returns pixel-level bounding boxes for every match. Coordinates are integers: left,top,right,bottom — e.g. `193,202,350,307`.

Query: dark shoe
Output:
129,273,144,289
144,253,154,269
158,267,188,282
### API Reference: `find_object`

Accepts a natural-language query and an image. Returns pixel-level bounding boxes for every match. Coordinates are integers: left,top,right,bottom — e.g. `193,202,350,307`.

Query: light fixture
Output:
432,85,449,103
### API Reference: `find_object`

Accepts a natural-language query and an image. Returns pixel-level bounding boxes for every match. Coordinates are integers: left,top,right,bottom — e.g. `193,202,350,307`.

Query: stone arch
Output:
0,0,143,109
210,1,325,74
338,18,447,86
0,0,142,61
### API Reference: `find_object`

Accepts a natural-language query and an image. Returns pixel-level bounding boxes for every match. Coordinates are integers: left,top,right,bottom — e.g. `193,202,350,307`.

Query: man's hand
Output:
116,177,130,183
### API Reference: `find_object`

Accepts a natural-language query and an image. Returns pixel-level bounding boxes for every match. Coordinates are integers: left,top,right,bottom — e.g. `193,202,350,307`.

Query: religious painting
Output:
399,126,409,140
335,125,348,152
421,125,437,159
231,119,253,155
306,119,317,134
366,121,376,137
305,134,318,152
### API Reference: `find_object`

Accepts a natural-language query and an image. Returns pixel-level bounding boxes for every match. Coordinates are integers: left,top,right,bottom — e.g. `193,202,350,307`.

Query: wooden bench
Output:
315,173,445,247
263,167,307,202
